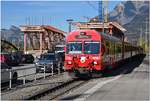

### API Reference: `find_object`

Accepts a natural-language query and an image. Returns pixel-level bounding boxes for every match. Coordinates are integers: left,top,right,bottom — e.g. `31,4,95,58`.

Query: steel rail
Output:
25,79,89,100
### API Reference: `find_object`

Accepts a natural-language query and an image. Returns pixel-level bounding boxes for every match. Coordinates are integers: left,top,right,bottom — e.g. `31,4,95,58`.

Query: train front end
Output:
64,30,103,78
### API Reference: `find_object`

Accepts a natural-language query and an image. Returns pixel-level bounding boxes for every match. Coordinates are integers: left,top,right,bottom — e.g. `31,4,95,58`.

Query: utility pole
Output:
98,1,103,22
145,18,148,51
99,0,109,34
98,1,104,34
104,0,108,23
66,19,73,33
140,25,143,46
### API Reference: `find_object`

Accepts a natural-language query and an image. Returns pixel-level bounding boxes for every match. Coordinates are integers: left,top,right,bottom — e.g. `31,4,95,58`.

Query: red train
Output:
64,30,143,78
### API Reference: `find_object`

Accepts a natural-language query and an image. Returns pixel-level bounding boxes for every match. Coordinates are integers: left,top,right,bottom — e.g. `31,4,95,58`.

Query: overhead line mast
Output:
98,1,103,22
98,0,108,22
105,0,108,22
98,0,109,36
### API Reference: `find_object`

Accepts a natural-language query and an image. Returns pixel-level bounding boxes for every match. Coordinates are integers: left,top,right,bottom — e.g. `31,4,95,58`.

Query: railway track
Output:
26,78,90,100
2,54,145,100
25,55,143,100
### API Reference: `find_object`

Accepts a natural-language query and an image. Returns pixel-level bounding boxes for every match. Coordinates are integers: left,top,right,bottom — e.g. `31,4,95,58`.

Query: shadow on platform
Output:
102,54,146,77
59,54,147,100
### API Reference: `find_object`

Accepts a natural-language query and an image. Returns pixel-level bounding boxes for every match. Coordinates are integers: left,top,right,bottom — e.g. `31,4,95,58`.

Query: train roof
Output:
67,30,122,43
66,30,101,41
100,32,122,43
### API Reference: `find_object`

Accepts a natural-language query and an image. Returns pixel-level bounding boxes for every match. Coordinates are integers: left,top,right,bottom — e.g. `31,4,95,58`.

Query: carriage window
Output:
84,42,100,54
67,42,82,54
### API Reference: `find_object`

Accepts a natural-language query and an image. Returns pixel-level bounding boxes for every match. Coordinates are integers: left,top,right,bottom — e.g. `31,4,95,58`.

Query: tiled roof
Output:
42,25,66,36
77,22,126,32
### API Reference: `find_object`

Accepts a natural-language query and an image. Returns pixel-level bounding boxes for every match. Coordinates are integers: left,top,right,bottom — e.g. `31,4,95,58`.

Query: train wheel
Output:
91,71,103,78
64,71,77,79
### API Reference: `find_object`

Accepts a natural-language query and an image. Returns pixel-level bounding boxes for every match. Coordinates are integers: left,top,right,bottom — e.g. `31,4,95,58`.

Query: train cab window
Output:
84,42,100,54
66,42,82,54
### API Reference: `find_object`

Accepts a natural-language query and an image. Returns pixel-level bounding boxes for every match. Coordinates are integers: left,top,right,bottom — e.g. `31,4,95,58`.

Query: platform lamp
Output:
66,19,73,33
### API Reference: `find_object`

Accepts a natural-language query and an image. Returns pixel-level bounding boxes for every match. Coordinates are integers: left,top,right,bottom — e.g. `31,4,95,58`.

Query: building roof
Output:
20,25,66,36
76,22,126,33
42,25,66,36
110,22,126,32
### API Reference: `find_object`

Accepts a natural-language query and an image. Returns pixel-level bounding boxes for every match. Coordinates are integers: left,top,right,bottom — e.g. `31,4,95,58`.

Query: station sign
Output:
78,23,109,29
75,35,92,39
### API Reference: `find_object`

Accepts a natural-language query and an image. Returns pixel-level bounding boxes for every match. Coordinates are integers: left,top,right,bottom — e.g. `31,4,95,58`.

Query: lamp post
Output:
66,19,73,33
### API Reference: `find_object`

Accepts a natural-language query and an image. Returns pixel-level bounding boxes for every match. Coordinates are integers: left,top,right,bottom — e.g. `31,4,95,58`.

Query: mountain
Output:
109,1,149,34
91,1,149,43
110,1,149,42
109,1,148,24
1,25,23,49
110,1,149,23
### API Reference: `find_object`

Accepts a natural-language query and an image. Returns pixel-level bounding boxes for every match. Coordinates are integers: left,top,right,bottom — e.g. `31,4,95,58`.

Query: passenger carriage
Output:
64,30,142,78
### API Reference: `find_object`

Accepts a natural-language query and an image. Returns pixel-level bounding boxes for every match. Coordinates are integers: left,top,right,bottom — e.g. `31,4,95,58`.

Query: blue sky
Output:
1,1,121,32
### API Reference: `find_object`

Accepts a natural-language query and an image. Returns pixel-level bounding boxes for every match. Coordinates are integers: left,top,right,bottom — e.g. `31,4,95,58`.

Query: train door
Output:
116,43,122,62
104,40,112,69
112,42,116,67
109,41,115,66
101,40,106,68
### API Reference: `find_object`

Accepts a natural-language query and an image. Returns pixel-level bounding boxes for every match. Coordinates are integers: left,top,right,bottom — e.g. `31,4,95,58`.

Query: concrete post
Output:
23,70,26,85
9,70,12,89
51,65,54,76
44,65,46,79
24,32,27,53
40,32,43,54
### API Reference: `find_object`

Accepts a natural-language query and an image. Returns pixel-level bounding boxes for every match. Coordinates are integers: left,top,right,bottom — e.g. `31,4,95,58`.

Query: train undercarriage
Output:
66,67,103,79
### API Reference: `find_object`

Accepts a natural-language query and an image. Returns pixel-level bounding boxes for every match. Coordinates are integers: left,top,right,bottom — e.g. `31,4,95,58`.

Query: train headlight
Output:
93,61,97,65
67,61,72,65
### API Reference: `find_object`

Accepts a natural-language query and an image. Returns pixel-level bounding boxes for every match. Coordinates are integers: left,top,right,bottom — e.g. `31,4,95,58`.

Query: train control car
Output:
64,30,142,78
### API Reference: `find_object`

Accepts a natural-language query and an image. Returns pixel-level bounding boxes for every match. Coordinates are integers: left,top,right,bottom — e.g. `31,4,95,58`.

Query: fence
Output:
1,64,63,89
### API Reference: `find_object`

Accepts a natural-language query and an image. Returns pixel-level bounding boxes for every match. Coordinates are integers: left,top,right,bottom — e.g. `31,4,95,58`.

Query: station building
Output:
20,25,66,56
74,21,127,42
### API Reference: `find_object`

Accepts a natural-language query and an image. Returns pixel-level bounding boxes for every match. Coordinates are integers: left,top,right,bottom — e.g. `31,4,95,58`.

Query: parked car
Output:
35,53,62,73
12,51,23,64
1,62,18,83
0,53,19,66
55,52,65,71
55,45,65,53
22,54,34,63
